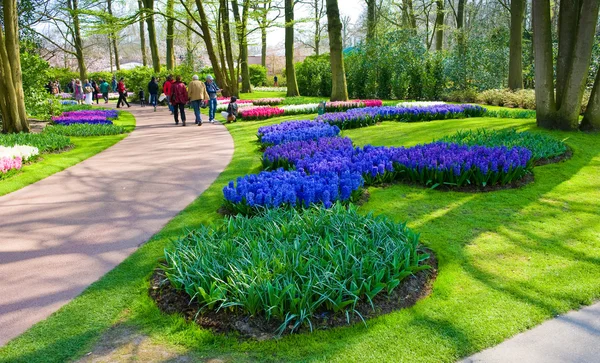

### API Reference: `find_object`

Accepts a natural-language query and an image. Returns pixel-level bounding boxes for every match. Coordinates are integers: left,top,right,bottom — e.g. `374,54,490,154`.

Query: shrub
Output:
437,129,567,162
257,120,341,146
295,54,332,97
44,124,125,136
441,88,479,103
249,64,268,87
164,204,429,333
485,109,536,119
222,169,364,214
0,133,71,153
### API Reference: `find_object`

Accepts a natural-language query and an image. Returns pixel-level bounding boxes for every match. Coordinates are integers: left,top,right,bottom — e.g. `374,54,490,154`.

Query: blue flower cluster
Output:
223,169,364,213
225,111,532,214
257,120,341,146
314,104,487,130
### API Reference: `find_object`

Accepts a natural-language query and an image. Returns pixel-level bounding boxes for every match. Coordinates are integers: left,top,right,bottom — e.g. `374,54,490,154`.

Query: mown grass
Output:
1,113,599,363
0,113,135,197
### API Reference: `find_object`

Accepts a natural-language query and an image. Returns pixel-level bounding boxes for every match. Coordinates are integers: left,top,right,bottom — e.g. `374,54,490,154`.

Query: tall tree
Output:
0,0,29,133
138,0,148,67
142,0,161,72
299,0,327,55
326,0,348,101
232,0,252,93
532,0,600,130
365,0,377,41
220,0,238,96
456,0,465,28
285,0,300,96
185,0,194,67
192,0,230,94
67,0,87,80
252,0,281,68
166,0,175,70
508,0,525,90
106,0,120,70
434,0,444,51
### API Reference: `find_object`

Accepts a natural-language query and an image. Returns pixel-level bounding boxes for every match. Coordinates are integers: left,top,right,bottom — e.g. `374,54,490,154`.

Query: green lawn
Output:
0,113,135,197
1,113,599,363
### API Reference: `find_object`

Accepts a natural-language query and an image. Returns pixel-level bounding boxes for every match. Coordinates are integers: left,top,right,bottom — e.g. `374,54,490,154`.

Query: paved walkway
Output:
0,106,234,346
462,302,600,363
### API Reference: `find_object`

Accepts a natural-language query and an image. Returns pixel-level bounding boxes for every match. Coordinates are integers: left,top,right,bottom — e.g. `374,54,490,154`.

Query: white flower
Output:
396,101,447,108
0,145,39,161
281,104,320,113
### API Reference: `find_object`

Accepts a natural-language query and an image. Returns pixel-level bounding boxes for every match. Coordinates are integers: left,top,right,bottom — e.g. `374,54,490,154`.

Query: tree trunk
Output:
0,0,29,133
366,0,376,41
68,0,87,81
554,0,599,129
407,0,416,32
194,0,228,94
326,0,348,101
434,0,444,51
457,0,465,28
532,0,556,128
166,0,175,70
220,0,238,96
581,69,600,130
186,10,193,67
285,0,300,96
143,0,161,72
508,0,525,90
232,0,252,93
108,36,114,72
107,0,120,70
556,0,581,107
261,24,267,68
138,0,148,67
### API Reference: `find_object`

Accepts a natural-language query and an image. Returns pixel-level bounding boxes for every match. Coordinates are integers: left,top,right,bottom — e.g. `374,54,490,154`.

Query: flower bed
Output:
315,104,487,130
52,110,118,126
163,204,429,334
239,106,285,121
0,133,71,153
437,129,567,162
223,169,363,214
216,102,256,112
253,98,285,106
397,101,446,107
0,156,22,177
44,123,126,136
280,103,319,115
257,120,340,146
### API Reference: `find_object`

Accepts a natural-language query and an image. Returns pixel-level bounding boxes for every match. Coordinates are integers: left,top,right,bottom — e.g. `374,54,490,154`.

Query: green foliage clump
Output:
295,54,333,97
20,44,54,120
344,31,446,100
164,204,429,334
442,88,479,103
476,89,536,109
485,109,536,119
44,124,125,137
438,129,568,162
0,133,71,153
248,64,268,87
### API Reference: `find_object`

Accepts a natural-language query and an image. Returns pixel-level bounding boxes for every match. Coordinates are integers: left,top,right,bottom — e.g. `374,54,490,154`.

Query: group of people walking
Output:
59,77,125,106
145,74,236,126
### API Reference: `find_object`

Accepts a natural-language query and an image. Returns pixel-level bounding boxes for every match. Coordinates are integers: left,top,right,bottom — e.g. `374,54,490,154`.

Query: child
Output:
139,88,146,107
221,97,238,123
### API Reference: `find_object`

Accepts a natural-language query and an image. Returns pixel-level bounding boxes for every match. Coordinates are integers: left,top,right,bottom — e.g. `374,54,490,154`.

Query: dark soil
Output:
534,148,573,167
149,250,437,341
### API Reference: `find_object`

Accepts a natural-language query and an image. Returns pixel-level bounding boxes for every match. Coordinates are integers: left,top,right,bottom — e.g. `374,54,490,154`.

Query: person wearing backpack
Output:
170,75,189,126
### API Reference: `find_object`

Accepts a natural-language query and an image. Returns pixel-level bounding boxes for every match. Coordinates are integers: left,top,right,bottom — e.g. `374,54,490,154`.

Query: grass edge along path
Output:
0,113,136,197
1,115,599,362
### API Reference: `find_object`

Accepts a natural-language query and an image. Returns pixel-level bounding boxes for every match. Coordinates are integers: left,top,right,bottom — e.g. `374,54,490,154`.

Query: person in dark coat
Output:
147,77,159,111
170,75,189,126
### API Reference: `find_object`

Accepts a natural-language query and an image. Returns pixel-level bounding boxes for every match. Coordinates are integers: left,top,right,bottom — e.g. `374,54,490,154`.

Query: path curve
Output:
0,106,234,346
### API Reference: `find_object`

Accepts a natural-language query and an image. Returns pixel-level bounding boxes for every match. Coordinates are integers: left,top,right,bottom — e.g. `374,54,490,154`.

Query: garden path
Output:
0,106,234,346
462,301,600,363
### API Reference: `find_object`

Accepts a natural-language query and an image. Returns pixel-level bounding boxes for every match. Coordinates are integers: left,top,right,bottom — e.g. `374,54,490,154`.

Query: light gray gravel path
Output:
0,106,234,346
462,302,600,363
